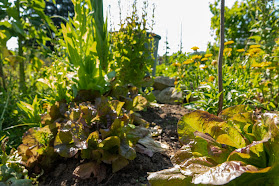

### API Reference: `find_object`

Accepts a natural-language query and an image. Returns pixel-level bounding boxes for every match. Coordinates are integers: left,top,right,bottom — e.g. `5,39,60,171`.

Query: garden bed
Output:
39,104,190,185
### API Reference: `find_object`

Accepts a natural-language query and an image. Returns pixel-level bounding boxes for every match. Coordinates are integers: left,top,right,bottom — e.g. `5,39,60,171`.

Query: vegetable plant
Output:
148,105,279,185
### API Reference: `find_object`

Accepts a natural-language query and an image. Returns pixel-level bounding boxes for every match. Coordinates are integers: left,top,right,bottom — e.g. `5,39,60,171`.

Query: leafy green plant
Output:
148,105,279,185
61,0,111,95
17,94,163,181
16,95,42,126
0,137,32,185
111,0,155,88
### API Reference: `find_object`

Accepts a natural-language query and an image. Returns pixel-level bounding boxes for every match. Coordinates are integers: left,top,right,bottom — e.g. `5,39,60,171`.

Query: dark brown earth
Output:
39,104,190,186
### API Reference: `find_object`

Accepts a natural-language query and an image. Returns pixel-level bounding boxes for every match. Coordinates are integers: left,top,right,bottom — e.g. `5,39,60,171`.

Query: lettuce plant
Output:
17,95,160,175
0,138,32,186
148,105,279,185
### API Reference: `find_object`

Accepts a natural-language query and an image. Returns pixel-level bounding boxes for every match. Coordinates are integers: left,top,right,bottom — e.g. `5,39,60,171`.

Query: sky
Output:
7,0,279,56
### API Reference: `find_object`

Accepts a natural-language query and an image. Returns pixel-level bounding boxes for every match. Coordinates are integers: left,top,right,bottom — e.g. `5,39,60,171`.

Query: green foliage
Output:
148,105,279,185
111,0,155,88
16,95,41,125
61,0,111,94
0,138,32,185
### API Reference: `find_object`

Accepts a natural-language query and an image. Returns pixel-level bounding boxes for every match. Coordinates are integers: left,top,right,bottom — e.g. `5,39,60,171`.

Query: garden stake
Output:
218,0,225,114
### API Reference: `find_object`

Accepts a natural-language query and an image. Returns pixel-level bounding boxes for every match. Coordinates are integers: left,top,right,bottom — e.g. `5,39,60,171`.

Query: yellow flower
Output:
192,55,202,60
236,49,245,52
200,65,208,69
172,62,181,67
200,82,207,85
250,45,261,49
201,58,208,62
211,60,217,66
224,48,232,52
267,67,276,70
183,59,194,65
208,76,215,82
224,41,234,45
251,62,271,68
204,54,213,58
43,103,49,109
223,48,232,56
191,46,199,51
181,74,185,78
174,81,178,85
239,65,246,69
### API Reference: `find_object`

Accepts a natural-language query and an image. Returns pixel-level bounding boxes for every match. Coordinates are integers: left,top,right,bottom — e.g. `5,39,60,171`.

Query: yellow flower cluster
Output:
251,62,272,68
200,65,208,69
208,76,215,82
201,58,208,62
172,62,181,67
192,55,202,60
191,46,199,51
250,45,261,49
223,48,232,56
204,54,213,58
236,49,245,52
239,65,246,69
183,59,194,65
224,40,234,45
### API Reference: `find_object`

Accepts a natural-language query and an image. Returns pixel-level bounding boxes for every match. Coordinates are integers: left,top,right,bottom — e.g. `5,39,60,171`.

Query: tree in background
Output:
208,0,278,57
0,0,56,93
44,0,74,27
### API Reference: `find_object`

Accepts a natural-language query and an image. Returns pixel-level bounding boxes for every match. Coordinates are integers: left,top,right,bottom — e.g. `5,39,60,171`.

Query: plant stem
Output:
0,59,6,91
218,0,225,114
16,0,26,94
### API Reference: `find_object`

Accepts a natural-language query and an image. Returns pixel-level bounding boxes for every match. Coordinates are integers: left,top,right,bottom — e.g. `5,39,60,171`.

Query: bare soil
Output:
39,104,190,186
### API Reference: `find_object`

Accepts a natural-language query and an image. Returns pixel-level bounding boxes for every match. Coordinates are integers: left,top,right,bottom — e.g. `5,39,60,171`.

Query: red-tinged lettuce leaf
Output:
193,133,231,163
177,111,224,144
17,126,54,167
54,130,79,158
177,111,246,149
80,104,97,124
228,139,268,168
192,161,270,185
95,96,112,117
54,144,78,158
218,105,248,121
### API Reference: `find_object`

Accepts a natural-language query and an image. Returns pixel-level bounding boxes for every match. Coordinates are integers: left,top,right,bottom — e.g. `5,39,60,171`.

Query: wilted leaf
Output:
135,144,154,157
119,140,136,160
112,156,129,173
73,162,102,180
138,135,168,152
